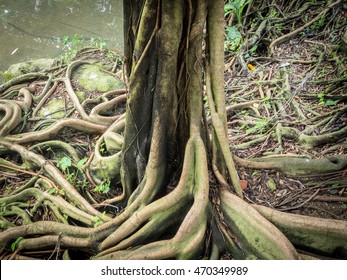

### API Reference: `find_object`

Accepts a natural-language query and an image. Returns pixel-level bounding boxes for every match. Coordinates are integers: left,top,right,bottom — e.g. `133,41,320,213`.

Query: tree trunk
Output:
93,0,298,259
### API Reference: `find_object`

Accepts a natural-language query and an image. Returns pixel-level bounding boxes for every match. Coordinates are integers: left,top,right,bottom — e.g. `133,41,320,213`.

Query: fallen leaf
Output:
240,180,248,190
247,63,256,71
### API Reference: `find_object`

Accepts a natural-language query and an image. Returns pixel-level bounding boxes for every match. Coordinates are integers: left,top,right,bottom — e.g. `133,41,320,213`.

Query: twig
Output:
301,194,347,203
279,189,320,211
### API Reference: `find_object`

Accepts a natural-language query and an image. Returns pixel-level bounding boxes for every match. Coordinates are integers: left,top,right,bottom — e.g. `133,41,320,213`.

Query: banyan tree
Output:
0,0,346,260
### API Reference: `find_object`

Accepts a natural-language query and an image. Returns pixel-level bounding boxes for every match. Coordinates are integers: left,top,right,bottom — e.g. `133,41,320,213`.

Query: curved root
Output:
253,205,347,258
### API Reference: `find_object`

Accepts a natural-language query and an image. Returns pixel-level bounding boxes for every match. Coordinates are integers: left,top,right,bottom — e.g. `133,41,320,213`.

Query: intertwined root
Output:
94,136,209,259
1,0,347,260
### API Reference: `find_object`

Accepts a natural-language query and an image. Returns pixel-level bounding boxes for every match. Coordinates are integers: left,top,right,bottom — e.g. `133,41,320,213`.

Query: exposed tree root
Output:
220,189,300,259
0,0,346,260
234,154,347,176
0,187,97,227
89,131,123,185
279,125,347,150
0,73,48,93
29,140,81,163
4,118,107,144
253,205,347,258
0,139,108,220
0,100,22,136
94,136,209,259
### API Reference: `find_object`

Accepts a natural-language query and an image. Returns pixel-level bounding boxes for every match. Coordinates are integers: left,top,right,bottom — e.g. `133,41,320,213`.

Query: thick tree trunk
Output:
96,0,296,259
120,0,242,207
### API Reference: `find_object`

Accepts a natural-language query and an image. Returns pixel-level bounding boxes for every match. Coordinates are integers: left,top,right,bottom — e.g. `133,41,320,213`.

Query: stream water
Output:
0,0,123,74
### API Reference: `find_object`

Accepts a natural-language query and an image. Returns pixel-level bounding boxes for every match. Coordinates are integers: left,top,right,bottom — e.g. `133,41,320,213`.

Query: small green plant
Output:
99,141,109,156
91,37,107,50
246,118,267,134
264,103,272,109
57,156,72,173
48,188,57,195
57,156,88,188
4,186,12,194
60,35,108,62
93,216,101,227
224,0,251,26
317,93,336,106
76,157,88,170
57,156,75,185
225,26,243,52
60,34,85,62
274,23,284,33
11,237,24,252
106,51,120,63
94,179,111,194
324,100,336,106
301,16,326,36
311,16,325,31
92,211,106,227
249,44,258,55
317,93,325,105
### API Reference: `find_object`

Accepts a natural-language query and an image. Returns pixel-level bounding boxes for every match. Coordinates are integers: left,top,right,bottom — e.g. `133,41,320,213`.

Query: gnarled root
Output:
219,188,300,259
234,154,347,177
94,136,209,259
0,100,23,136
253,205,347,258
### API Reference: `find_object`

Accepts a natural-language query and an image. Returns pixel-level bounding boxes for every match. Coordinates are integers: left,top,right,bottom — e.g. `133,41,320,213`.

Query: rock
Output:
73,64,124,92
4,58,55,81
38,99,66,119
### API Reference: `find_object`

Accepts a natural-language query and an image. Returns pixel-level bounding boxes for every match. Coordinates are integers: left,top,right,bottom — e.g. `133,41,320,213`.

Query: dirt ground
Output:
224,32,347,221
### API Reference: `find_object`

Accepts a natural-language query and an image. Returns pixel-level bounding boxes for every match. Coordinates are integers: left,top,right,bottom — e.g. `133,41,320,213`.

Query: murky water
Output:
0,0,123,72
